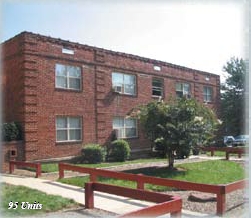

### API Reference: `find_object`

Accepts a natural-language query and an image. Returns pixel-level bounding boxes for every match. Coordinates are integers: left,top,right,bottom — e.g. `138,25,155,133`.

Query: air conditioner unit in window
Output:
183,94,191,99
113,86,122,93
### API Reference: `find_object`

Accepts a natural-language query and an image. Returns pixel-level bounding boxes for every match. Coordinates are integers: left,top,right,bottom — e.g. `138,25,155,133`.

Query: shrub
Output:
15,122,23,140
2,122,21,141
108,140,131,162
81,144,105,164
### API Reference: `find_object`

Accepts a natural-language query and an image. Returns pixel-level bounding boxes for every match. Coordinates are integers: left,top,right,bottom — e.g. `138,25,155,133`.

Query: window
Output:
153,65,161,71
62,48,74,55
56,117,82,142
112,72,136,95
113,117,137,138
55,64,81,90
176,83,191,98
152,78,164,97
203,86,213,102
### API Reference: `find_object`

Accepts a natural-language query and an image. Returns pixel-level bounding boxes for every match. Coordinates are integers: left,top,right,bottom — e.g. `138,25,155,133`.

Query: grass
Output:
41,158,166,173
1,183,78,216
58,160,246,192
184,160,245,183
139,160,245,184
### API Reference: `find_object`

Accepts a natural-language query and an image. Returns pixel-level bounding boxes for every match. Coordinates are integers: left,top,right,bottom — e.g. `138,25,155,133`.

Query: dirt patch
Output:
165,189,248,215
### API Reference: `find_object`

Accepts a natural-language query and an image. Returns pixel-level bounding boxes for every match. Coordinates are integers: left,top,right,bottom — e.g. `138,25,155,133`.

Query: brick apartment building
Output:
2,32,220,163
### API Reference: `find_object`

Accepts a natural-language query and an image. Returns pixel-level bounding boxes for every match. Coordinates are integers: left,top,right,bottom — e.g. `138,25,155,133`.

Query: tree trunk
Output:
167,151,175,169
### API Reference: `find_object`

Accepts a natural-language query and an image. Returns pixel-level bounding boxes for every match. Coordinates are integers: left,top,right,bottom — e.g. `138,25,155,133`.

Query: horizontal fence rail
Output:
9,161,41,178
85,182,182,217
58,162,247,216
201,147,247,160
225,180,247,193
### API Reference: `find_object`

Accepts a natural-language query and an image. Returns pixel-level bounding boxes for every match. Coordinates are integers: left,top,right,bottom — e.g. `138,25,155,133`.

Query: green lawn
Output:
1,183,79,216
58,160,246,192
41,158,166,173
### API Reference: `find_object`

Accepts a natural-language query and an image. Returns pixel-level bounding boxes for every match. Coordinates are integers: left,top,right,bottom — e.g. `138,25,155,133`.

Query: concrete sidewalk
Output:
1,174,219,217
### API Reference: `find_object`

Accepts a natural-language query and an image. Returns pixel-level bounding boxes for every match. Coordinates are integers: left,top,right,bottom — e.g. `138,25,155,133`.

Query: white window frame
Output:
56,116,82,142
176,83,191,98
112,72,136,96
55,64,81,91
113,117,138,139
203,86,213,102
152,78,164,97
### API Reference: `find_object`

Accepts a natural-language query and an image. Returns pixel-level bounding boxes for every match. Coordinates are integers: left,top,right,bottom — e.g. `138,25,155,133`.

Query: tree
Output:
133,98,219,169
221,57,246,136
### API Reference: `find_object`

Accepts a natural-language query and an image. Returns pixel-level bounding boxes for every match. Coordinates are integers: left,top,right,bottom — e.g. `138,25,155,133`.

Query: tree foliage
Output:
133,98,219,168
221,57,246,135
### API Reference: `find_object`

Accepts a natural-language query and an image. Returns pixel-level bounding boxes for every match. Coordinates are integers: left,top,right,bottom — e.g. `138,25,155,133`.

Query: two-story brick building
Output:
2,32,220,163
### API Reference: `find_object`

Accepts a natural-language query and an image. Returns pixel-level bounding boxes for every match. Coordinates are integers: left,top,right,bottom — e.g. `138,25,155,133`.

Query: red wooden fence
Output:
85,182,182,217
58,163,247,216
9,161,41,178
201,147,247,160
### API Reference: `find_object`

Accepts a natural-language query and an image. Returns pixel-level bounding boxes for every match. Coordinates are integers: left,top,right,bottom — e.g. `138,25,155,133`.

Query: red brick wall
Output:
21,33,97,160
2,35,25,124
1,141,25,172
2,32,220,161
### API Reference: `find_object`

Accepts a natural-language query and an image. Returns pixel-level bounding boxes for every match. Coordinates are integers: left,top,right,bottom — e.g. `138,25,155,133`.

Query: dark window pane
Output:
56,77,67,88
69,78,81,90
125,128,136,137
69,117,81,128
56,117,67,128
69,129,81,140
57,130,67,141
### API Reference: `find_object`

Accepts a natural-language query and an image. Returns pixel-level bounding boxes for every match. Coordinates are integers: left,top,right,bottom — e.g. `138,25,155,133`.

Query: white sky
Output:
0,0,248,81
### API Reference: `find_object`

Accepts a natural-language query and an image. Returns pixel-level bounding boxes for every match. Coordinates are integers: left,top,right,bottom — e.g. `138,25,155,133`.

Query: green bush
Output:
108,140,131,162
81,144,105,164
2,122,21,141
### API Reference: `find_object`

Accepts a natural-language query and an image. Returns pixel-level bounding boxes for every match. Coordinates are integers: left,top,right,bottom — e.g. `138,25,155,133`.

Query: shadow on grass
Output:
123,166,188,192
124,166,187,179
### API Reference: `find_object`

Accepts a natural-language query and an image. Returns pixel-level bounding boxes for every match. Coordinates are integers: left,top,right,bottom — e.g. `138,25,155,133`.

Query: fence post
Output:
9,161,14,174
137,174,145,190
216,187,226,216
225,152,229,160
36,163,41,178
85,182,94,209
90,173,97,182
58,163,64,179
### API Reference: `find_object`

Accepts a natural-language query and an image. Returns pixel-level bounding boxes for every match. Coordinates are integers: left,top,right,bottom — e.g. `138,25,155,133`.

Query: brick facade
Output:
1,141,25,172
2,32,220,162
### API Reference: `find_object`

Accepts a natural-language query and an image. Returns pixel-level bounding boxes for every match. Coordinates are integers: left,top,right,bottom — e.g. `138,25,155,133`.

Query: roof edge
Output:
2,31,220,78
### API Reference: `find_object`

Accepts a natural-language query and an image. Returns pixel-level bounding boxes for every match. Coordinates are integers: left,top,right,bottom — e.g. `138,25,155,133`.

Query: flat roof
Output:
3,31,219,78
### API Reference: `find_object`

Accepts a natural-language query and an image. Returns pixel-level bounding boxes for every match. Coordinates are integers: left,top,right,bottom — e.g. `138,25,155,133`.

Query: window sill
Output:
56,141,82,145
113,92,137,98
55,88,82,93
